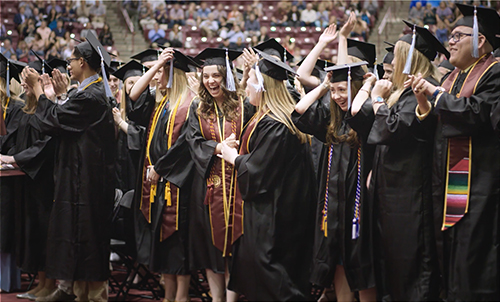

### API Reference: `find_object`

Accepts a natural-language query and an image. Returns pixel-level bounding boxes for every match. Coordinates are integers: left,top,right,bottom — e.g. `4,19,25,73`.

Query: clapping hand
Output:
318,23,338,46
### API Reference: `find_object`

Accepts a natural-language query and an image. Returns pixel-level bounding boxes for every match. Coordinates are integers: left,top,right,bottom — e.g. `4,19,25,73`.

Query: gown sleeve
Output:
126,123,146,151
345,99,375,140
186,99,218,179
13,135,54,180
0,101,23,150
291,97,331,143
234,118,294,201
154,120,194,188
367,88,436,145
434,65,500,137
127,88,156,127
34,89,106,136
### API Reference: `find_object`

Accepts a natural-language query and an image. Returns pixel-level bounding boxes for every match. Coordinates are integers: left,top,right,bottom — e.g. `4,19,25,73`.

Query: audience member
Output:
169,23,184,47
157,4,170,25
169,3,185,27
99,23,114,46
89,0,106,27
364,0,379,16
212,3,227,21
316,3,330,28
301,3,317,27
422,3,437,28
228,4,243,23
200,13,219,37
0,39,16,59
16,40,30,63
139,1,157,30
197,2,211,20
409,1,424,25
185,3,199,27
148,22,166,43
271,1,289,27
252,0,263,17
31,33,45,56
36,20,52,44
14,5,28,33
288,5,301,27
80,22,97,40
258,26,270,43
244,13,260,37
53,20,66,37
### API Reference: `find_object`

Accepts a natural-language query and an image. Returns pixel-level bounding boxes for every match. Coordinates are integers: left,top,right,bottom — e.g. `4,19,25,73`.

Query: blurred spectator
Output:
169,23,184,47
271,1,289,27
218,17,231,38
45,31,58,51
157,4,170,25
123,0,139,26
54,20,66,37
148,22,166,43
229,37,246,51
46,8,59,29
351,15,369,40
1,39,16,59
46,0,62,14
243,5,255,21
422,3,437,27
62,39,75,59
409,1,424,25
45,44,61,60
316,3,330,28
31,33,45,56
330,2,346,23
213,3,227,21
244,13,260,37
200,13,219,37
80,22,97,40
16,40,30,63
360,8,371,27
23,19,37,44
228,4,243,23
258,26,270,43
294,0,307,10
252,0,263,17
301,3,317,27
227,24,246,45
435,17,448,45
139,1,157,30
19,1,34,18
0,24,7,40
283,34,296,56
436,1,454,26
37,20,52,44
185,3,199,26
197,2,211,20
99,23,114,46
89,0,106,27
62,0,77,21
57,30,71,49
169,3,185,27
219,37,230,49
32,7,43,27
249,35,259,47
288,5,301,27
364,0,379,16
14,5,28,33
350,0,362,13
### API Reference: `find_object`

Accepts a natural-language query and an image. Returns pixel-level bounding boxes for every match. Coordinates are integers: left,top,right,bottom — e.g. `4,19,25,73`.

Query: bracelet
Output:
322,82,330,90
432,87,445,98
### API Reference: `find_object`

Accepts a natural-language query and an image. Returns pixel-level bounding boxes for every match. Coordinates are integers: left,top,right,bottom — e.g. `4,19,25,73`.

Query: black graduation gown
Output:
0,99,24,254
35,81,116,282
228,114,317,301
1,110,55,273
186,98,254,273
145,94,195,275
367,82,440,301
431,63,500,301
293,99,376,291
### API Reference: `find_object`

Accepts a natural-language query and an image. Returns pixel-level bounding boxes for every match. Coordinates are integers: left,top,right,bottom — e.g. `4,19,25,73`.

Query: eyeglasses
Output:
66,57,79,65
448,32,473,43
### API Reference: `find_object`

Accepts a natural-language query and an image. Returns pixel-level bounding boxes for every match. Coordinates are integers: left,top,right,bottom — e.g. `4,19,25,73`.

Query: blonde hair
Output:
387,41,442,107
197,65,244,121
162,66,190,108
327,80,363,147
22,91,37,114
259,74,309,144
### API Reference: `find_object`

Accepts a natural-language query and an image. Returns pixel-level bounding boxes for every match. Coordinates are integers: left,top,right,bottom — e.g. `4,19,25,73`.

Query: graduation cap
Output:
47,58,67,74
383,41,395,65
455,3,500,54
253,38,294,63
112,60,147,82
194,48,242,91
186,55,199,72
401,20,450,74
254,48,298,81
376,63,385,80
30,50,53,75
109,60,123,74
384,41,395,53
75,31,111,67
325,61,368,109
158,48,200,88
347,39,376,67
0,54,26,99
235,68,243,81
131,49,161,64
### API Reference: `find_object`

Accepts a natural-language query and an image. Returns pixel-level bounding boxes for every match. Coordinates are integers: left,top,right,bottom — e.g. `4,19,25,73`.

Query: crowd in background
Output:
0,0,115,64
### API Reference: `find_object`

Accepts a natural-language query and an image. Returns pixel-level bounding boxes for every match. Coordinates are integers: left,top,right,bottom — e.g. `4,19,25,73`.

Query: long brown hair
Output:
259,73,309,144
326,80,363,147
197,65,243,121
22,91,37,114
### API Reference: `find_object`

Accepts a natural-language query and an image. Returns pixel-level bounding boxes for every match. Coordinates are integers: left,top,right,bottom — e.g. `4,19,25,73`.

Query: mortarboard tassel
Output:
347,66,352,109
283,49,287,64
6,61,10,99
42,59,46,74
225,49,236,92
97,46,113,98
472,6,479,58
166,58,174,88
403,25,416,75
254,61,266,93
374,62,379,80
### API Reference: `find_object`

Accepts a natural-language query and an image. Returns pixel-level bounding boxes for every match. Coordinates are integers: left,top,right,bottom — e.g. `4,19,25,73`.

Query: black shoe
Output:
35,289,76,302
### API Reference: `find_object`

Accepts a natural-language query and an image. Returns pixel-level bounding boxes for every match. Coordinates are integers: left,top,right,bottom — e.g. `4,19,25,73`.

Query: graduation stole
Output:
198,99,244,256
2,97,9,120
159,94,194,241
140,94,169,223
0,107,6,135
440,54,497,230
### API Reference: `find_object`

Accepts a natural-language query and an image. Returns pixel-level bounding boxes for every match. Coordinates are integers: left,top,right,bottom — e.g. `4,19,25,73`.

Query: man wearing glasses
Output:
21,33,115,302
409,4,500,301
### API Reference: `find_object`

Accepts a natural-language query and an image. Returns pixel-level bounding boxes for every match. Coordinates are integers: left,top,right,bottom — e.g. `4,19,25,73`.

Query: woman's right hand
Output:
112,107,123,125
339,12,357,38
318,23,338,46
158,47,174,66
371,79,392,99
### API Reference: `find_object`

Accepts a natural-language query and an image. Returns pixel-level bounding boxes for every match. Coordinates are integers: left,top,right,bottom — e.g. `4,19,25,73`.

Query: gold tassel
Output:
150,184,156,204
165,182,172,206
322,216,328,237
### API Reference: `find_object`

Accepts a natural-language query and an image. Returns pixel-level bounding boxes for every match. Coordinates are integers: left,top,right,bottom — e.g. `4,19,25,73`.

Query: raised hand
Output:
371,79,393,99
187,72,199,93
51,69,68,95
363,72,377,87
21,67,40,89
158,47,174,66
242,48,258,73
339,12,357,38
112,107,123,126
318,23,338,46
40,74,56,100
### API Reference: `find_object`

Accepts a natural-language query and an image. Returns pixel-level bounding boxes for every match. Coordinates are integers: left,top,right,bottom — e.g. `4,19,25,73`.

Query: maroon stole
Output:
198,100,245,256
440,54,498,230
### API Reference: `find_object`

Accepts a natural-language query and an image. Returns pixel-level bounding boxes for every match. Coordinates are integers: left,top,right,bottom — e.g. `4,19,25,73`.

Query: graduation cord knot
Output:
322,144,334,237
352,147,362,240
